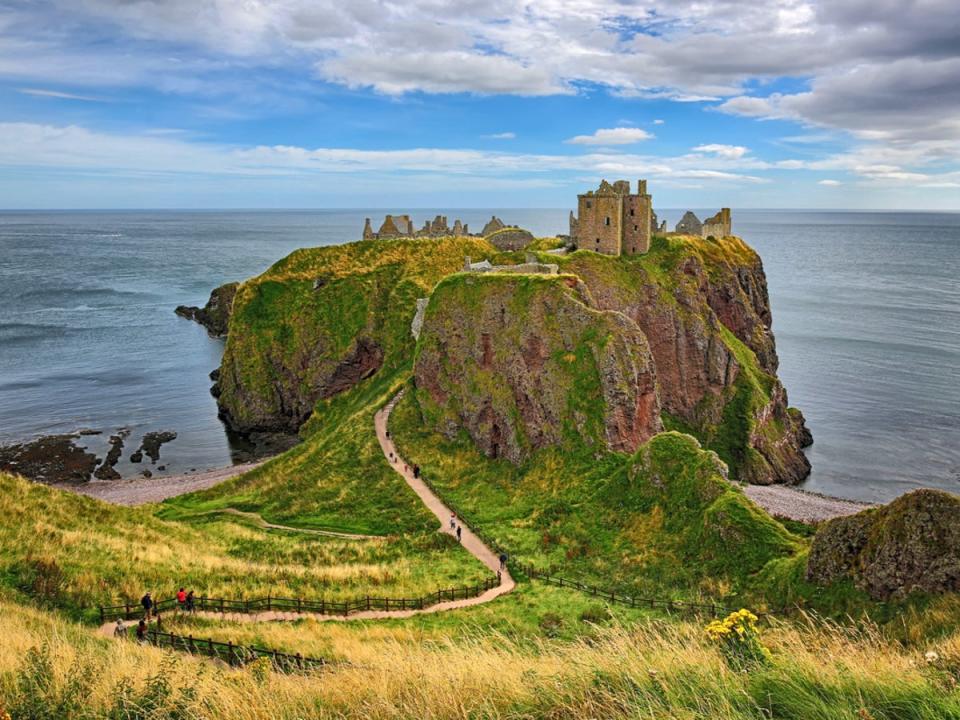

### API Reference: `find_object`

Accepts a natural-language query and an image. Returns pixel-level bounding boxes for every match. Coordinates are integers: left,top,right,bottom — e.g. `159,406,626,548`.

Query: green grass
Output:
391,387,802,606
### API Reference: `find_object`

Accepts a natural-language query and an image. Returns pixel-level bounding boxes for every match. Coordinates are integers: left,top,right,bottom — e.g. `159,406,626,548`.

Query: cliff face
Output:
413,274,661,463
218,233,809,486
216,238,499,435
807,489,960,600
561,237,810,485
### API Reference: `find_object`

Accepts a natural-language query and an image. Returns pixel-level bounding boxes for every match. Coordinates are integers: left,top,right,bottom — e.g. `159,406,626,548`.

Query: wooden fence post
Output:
320,599,325,614
296,652,303,671
99,607,104,623
297,598,302,614
125,603,130,618
366,595,371,611
188,634,195,653
266,594,271,611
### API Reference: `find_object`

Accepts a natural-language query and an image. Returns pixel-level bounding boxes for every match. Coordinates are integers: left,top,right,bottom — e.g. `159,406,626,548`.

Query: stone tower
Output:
571,179,653,255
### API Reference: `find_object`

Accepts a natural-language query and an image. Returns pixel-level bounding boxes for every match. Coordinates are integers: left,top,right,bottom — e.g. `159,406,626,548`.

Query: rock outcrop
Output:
807,489,960,600
413,274,661,463
216,237,499,435
175,282,239,337
0,434,99,484
563,239,810,485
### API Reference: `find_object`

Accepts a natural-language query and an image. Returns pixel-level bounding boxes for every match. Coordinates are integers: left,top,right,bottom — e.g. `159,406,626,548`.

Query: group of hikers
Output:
113,587,198,642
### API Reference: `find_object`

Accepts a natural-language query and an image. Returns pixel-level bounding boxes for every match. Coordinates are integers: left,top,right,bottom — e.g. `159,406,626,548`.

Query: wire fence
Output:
99,575,501,622
144,628,325,672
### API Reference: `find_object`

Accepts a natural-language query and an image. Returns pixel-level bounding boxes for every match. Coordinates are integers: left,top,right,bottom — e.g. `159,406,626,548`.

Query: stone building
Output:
675,211,703,236
673,208,732,238
569,179,656,256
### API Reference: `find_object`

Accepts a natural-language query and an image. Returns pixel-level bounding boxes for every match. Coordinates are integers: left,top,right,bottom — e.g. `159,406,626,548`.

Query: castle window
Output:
633,225,638,231
630,209,635,216
604,216,611,226
586,200,592,209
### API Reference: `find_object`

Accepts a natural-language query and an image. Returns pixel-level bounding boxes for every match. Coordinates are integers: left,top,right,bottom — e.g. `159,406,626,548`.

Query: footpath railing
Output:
145,628,325,672
518,564,780,617
99,575,501,622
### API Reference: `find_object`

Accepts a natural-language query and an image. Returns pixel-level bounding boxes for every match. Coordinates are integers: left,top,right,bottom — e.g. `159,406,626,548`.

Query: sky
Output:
0,0,958,209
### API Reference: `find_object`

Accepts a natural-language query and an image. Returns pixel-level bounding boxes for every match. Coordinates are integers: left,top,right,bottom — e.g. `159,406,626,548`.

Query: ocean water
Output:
0,209,957,502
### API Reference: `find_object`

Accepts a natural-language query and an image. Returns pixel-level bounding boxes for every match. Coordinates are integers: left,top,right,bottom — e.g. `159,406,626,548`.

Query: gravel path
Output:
743,484,876,523
55,461,264,506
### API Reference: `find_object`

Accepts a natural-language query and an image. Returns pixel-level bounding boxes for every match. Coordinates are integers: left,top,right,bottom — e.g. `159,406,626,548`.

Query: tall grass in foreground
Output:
2,601,960,719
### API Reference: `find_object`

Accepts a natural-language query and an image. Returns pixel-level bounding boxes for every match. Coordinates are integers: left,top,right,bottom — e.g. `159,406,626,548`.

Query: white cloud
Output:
566,128,654,145
653,119,665,125
692,144,749,159
818,179,841,186
0,122,776,187
485,132,516,140
18,87,104,101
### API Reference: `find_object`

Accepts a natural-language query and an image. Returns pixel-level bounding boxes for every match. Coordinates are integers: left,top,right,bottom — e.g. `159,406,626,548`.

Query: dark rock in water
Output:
134,431,177,464
141,469,153,478
129,450,143,463
209,368,220,382
157,465,166,471
807,489,960,600
77,428,102,436
0,434,99,484
226,429,300,464
93,432,127,480
175,281,238,337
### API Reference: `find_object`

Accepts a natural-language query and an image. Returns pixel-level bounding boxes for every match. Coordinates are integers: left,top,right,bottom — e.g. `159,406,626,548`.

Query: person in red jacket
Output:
176,587,186,609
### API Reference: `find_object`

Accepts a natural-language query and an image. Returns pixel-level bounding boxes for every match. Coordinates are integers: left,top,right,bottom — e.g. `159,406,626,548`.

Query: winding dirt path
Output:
99,392,513,636
199,508,383,541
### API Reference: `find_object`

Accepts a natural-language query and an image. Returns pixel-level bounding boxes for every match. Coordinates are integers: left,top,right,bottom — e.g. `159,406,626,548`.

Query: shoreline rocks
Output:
0,434,100,484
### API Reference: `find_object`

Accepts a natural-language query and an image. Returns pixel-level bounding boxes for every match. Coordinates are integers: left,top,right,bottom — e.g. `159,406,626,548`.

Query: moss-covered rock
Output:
175,281,238,337
807,489,960,600
413,273,660,463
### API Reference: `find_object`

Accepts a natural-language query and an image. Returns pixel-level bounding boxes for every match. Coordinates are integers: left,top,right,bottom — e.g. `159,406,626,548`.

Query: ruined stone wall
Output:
702,208,732,238
576,193,622,255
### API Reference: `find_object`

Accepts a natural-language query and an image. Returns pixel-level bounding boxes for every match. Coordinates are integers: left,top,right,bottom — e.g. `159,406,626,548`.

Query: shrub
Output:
704,609,770,671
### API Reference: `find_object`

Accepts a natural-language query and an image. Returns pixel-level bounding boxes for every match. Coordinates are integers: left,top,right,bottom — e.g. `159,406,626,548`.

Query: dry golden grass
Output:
3,597,960,720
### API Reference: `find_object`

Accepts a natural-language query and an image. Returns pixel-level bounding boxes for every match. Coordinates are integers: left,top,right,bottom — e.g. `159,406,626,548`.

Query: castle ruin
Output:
673,208,732,238
363,214,471,240
569,179,657,256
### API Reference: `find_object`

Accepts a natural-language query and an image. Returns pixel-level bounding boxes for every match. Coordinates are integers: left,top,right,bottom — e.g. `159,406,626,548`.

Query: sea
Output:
0,209,957,503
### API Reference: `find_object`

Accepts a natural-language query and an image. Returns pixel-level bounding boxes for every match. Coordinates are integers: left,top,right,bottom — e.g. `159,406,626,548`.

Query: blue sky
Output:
0,0,958,209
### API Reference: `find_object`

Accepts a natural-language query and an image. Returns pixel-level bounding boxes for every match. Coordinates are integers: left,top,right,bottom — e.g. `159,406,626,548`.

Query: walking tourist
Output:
456,525,462,542
140,591,153,619
176,587,186,609
113,618,126,639
186,590,195,613
136,619,147,644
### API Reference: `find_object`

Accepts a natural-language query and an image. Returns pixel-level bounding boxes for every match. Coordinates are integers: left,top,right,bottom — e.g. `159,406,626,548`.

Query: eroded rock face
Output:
563,243,809,485
807,489,960,600
175,282,239,337
414,275,661,464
